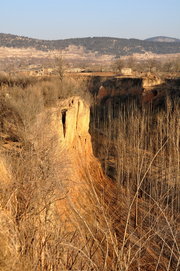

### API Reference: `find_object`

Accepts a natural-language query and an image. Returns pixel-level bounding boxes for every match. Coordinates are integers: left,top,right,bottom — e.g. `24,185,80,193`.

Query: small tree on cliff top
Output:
55,53,66,82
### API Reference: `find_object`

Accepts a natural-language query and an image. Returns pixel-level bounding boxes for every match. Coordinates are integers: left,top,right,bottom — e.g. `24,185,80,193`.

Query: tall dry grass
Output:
91,93,180,270
0,74,179,270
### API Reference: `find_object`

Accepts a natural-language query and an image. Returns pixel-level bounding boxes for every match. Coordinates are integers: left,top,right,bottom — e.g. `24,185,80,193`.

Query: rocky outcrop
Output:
142,73,163,88
29,97,106,217
58,97,91,152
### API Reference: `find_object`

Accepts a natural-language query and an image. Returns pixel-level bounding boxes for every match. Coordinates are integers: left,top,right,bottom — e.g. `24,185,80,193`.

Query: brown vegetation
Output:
0,73,179,270
91,87,180,270
112,55,180,76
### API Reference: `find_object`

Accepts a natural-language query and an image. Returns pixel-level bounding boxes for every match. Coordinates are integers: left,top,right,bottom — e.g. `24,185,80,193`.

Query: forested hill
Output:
0,33,180,56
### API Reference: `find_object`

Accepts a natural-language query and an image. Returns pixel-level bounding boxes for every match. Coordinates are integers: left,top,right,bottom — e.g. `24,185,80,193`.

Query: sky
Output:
0,0,180,40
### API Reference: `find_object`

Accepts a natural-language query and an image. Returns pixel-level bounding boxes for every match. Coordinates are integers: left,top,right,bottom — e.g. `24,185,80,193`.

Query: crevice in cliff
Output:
61,109,67,137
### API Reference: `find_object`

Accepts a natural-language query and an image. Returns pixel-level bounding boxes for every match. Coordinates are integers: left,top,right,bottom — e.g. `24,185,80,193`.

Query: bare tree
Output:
55,53,66,82
112,58,125,73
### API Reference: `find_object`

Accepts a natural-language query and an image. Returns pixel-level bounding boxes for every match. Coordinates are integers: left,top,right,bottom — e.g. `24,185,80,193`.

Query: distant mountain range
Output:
0,33,180,57
145,36,180,43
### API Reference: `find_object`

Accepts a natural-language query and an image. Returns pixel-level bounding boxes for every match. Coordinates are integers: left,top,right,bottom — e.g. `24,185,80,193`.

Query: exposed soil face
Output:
93,74,180,107
97,77,143,101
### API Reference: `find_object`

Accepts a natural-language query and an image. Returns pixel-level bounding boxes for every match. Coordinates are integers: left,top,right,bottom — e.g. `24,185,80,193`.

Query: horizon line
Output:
1,32,180,42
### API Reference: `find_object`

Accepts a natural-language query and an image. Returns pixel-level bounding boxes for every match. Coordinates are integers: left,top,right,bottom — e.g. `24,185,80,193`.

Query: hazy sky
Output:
1,0,180,40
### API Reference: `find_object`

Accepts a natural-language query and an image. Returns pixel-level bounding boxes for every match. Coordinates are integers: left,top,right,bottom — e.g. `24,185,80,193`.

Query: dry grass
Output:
91,93,180,270
0,75,179,270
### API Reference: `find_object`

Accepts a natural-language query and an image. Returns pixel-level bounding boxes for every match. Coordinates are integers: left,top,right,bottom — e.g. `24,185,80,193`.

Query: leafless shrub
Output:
39,80,60,106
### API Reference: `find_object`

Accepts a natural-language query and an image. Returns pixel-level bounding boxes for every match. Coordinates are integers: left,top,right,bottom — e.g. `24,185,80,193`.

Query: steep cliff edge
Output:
0,96,115,270
0,96,113,228
45,97,108,219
